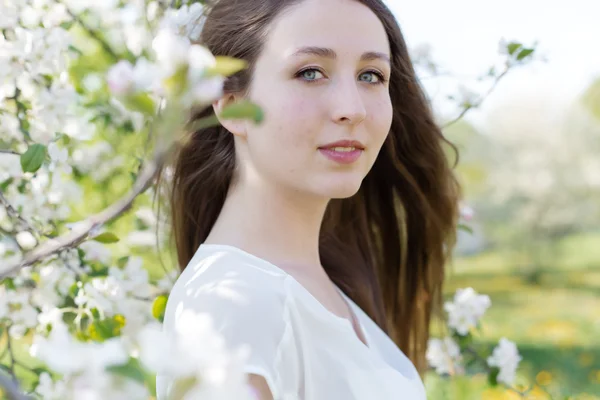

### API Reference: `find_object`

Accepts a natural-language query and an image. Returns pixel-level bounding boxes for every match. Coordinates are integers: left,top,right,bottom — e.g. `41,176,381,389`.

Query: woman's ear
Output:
212,93,247,138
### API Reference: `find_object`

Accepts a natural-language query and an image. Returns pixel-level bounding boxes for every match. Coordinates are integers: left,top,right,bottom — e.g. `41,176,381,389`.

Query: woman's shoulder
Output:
174,244,287,290
165,244,291,327
159,245,300,400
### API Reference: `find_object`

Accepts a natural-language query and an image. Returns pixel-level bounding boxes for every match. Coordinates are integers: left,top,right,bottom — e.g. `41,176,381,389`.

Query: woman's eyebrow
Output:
288,46,390,64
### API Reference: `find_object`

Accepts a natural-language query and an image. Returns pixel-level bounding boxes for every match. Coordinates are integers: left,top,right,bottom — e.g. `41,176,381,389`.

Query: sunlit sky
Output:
385,0,599,125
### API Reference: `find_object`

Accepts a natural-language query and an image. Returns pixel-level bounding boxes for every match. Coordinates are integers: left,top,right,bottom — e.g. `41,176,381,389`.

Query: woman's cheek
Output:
280,98,317,148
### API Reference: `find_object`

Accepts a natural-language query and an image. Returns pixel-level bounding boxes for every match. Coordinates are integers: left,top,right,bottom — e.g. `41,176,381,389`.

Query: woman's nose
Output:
330,78,367,126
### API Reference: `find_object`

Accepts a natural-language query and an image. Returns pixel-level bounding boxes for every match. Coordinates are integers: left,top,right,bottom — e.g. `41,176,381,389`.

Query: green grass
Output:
426,232,600,399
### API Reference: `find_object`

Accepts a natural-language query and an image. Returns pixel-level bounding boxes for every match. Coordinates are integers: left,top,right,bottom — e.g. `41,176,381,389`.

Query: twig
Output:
6,327,17,383
0,373,32,400
62,4,119,61
137,98,164,175
0,191,41,237
0,143,173,279
0,149,21,156
442,64,510,129
6,88,32,141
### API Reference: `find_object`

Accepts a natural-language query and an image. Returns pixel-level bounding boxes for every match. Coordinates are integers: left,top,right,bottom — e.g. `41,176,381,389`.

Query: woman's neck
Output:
204,179,328,273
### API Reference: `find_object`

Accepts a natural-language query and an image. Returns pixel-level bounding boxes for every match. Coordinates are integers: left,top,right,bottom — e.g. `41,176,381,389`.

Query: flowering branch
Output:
442,64,511,129
461,346,539,399
442,41,538,129
0,140,173,279
61,4,120,61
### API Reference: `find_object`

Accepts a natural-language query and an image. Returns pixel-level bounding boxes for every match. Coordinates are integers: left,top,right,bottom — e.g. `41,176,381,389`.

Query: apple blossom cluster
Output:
0,0,257,398
426,287,522,386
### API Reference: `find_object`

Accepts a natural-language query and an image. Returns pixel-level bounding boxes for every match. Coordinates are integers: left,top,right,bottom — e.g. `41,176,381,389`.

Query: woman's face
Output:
236,0,393,200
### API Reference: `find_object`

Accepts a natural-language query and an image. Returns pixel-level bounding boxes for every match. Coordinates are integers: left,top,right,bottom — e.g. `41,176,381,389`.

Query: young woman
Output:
157,0,461,398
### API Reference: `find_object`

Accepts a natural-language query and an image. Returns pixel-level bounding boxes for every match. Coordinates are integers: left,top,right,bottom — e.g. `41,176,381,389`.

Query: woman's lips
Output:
318,147,363,164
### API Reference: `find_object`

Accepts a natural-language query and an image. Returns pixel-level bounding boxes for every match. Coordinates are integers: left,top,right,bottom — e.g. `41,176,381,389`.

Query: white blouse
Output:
156,244,426,400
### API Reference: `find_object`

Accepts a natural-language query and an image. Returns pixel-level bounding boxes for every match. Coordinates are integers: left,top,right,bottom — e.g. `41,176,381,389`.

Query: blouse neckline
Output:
197,243,372,350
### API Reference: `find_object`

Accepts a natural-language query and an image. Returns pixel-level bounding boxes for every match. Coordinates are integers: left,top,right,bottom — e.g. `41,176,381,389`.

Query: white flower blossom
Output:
138,311,254,400
157,270,179,292
459,203,475,221
127,230,157,247
0,237,21,265
1,287,39,338
135,207,158,227
188,76,224,105
444,287,491,336
79,240,112,265
31,321,128,374
152,29,191,78
31,264,77,308
16,230,37,250
107,60,136,95
426,337,463,375
487,338,522,385
159,2,206,41
35,373,69,400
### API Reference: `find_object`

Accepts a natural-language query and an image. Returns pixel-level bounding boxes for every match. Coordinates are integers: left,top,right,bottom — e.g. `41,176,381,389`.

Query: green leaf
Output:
33,367,52,376
168,376,198,400
516,48,534,61
59,134,71,146
162,65,190,98
220,101,263,123
20,144,47,173
488,366,500,386
453,331,473,350
88,314,126,341
152,295,168,322
117,256,129,269
60,20,75,30
188,114,220,131
107,358,146,384
92,232,120,244
0,178,14,191
123,93,156,116
205,56,247,77
458,223,474,234
507,42,522,55
4,278,16,290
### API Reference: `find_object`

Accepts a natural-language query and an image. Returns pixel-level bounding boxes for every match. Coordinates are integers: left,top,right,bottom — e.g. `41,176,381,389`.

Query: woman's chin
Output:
317,179,363,199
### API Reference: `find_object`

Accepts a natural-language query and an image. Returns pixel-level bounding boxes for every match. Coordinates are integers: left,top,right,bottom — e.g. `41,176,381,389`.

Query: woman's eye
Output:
359,71,384,84
298,68,324,81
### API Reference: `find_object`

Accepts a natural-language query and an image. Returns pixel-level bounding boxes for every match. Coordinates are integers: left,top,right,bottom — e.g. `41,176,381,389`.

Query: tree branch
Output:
442,64,511,129
0,144,173,279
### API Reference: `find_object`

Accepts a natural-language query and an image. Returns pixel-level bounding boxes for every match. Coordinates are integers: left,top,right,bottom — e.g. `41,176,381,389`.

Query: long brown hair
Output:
158,0,461,374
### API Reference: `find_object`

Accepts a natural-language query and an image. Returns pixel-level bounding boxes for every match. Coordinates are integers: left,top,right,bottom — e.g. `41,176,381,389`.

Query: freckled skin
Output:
236,0,393,201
